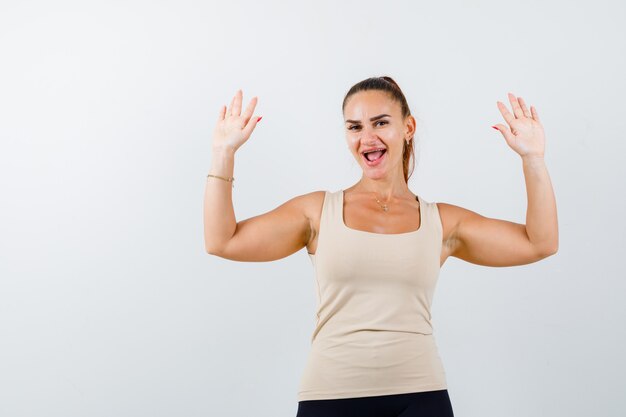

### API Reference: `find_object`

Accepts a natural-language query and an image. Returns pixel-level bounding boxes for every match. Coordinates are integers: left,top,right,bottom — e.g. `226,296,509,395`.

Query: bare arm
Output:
203,88,260,254
441,156,558,267
438,158,559,266
442,92,558,267
521,155,558,254
204,147,314,262
203,147,237,254
207,193,313,262
203,89,311,261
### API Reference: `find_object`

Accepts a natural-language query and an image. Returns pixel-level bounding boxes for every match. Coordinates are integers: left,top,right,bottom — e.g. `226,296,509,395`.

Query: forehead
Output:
343,90,399,120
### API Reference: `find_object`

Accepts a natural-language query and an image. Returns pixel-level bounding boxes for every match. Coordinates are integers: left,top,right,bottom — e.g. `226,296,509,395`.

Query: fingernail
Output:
492,125,498,130
257,116,263,122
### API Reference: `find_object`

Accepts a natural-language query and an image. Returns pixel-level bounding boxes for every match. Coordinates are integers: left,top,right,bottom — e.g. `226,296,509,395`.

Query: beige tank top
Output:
297,189,448,402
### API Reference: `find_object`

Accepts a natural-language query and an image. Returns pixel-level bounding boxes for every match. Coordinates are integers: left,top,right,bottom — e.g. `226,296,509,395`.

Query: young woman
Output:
204,77,558,417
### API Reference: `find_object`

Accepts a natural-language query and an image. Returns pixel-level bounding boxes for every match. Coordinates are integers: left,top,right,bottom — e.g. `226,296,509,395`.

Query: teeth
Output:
364,149,385,162
363,148,385,154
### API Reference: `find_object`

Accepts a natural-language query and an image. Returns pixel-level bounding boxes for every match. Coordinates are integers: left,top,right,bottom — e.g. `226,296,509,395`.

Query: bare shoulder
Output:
299,190,327,215
279,189,325,210
295,190,327,253
299,189,326,224
434,202,464,236
283,188,326,222
433,201,470,257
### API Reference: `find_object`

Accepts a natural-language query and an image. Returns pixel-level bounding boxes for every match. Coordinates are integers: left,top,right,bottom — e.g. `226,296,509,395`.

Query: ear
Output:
405,115,416,138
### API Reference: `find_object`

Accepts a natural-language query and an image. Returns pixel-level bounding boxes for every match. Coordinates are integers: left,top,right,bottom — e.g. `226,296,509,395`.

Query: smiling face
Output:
343,90,413,180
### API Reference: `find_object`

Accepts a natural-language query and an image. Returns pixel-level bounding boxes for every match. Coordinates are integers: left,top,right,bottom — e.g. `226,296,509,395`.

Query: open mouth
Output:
362,149,387,165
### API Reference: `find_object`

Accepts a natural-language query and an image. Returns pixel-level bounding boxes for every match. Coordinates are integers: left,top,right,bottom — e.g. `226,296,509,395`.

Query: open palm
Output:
212,89,261,153
493,92,545,158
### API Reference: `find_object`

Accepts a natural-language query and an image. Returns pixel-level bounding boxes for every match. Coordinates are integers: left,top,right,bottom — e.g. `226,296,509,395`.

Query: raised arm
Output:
205,184,314,262
440,93,558,267
203,89,312,262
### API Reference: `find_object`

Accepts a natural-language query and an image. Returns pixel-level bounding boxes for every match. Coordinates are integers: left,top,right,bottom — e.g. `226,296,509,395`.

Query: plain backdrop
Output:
1,1,625,416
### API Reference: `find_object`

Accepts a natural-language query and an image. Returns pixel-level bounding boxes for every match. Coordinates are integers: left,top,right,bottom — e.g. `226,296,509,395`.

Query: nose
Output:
358,124,380,141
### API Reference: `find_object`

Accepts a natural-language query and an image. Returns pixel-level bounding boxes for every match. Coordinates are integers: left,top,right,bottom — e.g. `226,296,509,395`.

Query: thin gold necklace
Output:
373,193,419,212
374,195,390,212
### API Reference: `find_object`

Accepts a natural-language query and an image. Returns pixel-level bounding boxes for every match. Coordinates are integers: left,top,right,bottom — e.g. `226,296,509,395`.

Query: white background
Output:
1,1,625,416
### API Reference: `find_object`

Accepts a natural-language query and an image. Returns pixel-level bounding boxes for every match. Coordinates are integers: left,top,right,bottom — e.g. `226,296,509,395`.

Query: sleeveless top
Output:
297,189,448,402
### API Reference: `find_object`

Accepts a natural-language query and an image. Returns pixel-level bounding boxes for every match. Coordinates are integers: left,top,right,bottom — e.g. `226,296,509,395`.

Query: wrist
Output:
209,147,235,178
212,145,236,157
521,154,546,170
521,153,545,162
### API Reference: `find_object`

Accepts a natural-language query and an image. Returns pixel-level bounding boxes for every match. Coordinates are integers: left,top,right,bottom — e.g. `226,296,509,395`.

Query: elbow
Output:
545,247,558,257
205,236,226,256
205,245,222,256
548,238,559,255
539,242,558,258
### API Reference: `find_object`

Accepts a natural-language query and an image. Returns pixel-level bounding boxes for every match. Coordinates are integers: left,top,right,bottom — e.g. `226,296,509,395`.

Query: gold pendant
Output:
374,195,389,212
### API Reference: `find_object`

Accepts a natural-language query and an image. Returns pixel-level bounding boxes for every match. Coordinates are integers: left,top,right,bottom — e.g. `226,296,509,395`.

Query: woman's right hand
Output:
212,89,261,153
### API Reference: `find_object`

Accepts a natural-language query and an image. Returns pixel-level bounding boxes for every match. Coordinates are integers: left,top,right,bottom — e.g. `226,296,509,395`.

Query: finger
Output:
497,100,515,126
530,105,541,123
227,91,237,116
242,114,262,138
492,123,514,143
508,92,524,119
241,96,258,125
231,89,243,117
518,96,532,118
217,104,226,122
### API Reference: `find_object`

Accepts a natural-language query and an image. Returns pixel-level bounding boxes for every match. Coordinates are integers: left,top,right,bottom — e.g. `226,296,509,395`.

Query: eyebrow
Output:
344,114,391,124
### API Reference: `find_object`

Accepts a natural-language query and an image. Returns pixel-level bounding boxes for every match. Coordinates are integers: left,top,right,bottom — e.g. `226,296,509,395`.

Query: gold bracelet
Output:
207,173,235,187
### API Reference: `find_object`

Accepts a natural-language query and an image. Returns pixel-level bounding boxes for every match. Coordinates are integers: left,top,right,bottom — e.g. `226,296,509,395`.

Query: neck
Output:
355,173,409,202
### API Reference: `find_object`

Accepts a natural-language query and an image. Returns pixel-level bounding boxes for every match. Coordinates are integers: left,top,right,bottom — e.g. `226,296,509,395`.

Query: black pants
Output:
296,389,454,417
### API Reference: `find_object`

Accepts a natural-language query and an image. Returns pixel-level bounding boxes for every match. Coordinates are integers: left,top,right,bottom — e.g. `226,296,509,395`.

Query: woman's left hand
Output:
492,92,545,158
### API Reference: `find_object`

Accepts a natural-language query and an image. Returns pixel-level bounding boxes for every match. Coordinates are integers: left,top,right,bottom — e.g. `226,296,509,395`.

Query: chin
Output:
362,169,387,179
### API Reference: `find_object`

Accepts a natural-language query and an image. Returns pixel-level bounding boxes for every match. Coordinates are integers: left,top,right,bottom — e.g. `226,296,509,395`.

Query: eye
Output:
347,120,388,130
